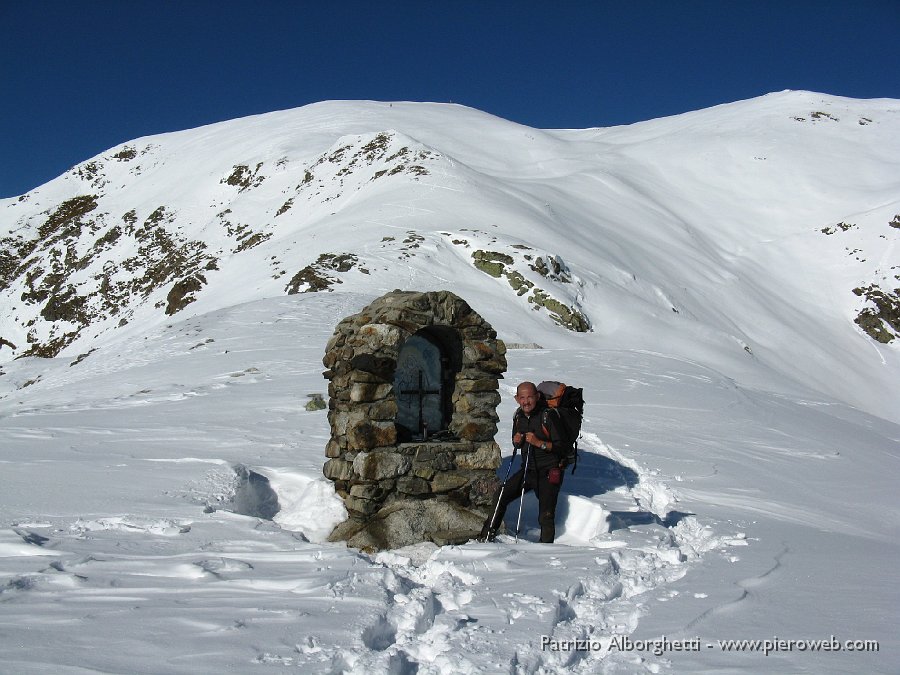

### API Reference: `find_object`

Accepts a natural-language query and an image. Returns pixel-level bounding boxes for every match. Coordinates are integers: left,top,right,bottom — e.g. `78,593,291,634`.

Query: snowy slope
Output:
2,90,898,419
1,92,899,673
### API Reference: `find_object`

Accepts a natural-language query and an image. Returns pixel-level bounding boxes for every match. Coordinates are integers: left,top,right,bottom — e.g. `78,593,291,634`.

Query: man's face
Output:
516,384,539,414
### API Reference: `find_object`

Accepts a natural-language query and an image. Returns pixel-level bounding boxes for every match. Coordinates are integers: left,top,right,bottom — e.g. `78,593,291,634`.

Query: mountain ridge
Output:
1,91,898,422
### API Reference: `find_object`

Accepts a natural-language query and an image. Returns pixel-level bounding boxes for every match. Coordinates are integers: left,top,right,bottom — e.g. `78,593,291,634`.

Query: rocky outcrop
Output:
322,290,506,551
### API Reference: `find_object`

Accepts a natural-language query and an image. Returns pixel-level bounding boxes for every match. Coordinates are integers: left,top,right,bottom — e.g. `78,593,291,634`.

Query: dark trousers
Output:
485,464,563,543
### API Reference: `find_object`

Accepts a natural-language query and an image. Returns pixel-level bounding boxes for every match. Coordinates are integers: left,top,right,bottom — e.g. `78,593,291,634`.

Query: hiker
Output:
480,381,566,543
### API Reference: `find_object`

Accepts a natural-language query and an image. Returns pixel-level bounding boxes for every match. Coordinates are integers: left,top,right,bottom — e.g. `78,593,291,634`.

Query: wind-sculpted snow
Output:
0,292,897,673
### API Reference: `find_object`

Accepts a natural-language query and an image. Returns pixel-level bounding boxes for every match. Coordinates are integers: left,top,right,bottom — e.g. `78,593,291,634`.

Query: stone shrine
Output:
322,290,507,551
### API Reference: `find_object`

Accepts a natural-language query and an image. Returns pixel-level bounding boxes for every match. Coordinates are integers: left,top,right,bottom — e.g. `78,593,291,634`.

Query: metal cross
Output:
400,370,441,439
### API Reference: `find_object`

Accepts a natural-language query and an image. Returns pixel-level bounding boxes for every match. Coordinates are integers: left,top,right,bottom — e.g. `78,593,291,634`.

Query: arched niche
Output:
393,326,462,441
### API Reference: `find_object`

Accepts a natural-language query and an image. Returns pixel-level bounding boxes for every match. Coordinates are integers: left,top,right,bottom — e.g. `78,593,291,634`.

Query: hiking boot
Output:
477,524,498,542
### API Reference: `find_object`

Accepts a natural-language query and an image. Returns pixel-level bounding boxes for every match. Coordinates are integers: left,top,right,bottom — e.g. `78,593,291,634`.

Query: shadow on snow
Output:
496,449,692,538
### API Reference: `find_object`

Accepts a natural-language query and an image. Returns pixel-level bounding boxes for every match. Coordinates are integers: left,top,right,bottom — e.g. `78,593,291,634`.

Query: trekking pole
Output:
486,446,518,536
514,443,532,543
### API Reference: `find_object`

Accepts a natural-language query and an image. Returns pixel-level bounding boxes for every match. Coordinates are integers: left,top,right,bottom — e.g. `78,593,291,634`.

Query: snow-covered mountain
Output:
1,92,898,673
2,90,898,420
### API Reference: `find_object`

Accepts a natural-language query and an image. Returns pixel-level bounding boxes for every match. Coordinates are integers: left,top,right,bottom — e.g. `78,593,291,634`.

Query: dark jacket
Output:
512,398,565,471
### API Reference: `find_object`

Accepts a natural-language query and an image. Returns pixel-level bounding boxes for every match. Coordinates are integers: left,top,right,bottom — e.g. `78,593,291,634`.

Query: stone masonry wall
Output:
321,290,507,551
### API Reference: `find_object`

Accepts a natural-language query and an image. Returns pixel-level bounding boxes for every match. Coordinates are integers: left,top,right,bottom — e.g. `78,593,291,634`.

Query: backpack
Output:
537,381,584,473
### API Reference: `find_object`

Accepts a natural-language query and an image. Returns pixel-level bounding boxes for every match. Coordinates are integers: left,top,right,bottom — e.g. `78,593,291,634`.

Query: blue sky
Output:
2,1,898,197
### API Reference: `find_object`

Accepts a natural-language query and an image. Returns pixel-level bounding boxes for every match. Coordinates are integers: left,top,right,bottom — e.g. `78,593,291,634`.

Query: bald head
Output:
515,381,539,414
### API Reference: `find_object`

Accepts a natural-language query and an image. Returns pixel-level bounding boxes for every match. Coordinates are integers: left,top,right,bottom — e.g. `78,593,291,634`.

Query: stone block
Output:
413,446,455,470
352,450,412,481
467,475,501,507
323,458,353,481
325,439,342,458
328,410,351,437
413,445,444,462
347,421,397,451
451,418,498,442
429,529,482,546
356,323,404,350
365,398,398,421
430,471,470,493
462,340,497,363
345,499,487,551
454,376,500,393
453,391,502,414
343,495,380,517
454,442,501,470
350,382,392,403
327,518,365,543
349,482,392,501
411,463,436,481
483,358,507,375
397,476,431,495
329,372,351,391
349,354,395,381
